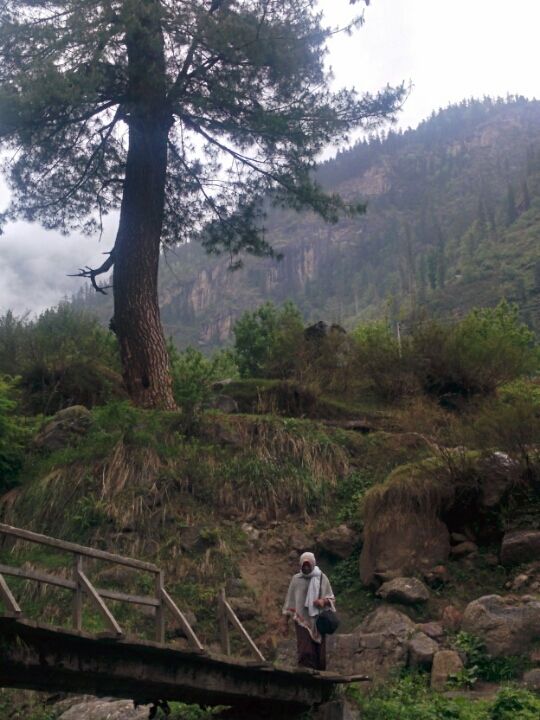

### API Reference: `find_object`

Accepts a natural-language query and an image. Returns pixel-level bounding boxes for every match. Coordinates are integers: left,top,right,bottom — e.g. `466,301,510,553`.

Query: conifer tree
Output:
0,0,403,408
506,183,518,225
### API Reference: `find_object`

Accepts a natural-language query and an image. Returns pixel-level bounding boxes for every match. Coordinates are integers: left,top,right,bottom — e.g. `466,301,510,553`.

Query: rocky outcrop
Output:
500,530,540,567
430,651,463,690
33,405,92,452
57,698,149,720
408,632,439,669
326,607,415,681
377,577,430,605
461,594,540,656
360,510,450,587
317,525,360,560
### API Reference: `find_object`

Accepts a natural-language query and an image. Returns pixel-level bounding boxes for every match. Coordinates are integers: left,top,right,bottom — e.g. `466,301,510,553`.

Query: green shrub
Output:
351,321,415,400
233,301,304,378
0,377,32,491
348,675,540,720
452,632,529,684
411,302,538,400
170,345,237,415
0,304,121,413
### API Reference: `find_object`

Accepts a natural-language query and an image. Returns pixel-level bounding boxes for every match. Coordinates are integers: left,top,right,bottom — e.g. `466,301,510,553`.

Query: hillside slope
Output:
74,97,540,347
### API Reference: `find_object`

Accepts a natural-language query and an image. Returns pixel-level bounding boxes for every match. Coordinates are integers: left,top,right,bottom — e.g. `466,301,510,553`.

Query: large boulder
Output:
377,577,430,605
360,510,450,587
408,631,439,669
478,452,518,508
58,698,149,719
431,650,463,690
327,607,414,681
461,594,540,656
500,530,540,567
317,525,360,560
33,405,92,452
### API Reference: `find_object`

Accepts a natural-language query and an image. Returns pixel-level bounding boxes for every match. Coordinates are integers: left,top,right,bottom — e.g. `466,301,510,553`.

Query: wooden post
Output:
218,588,231,656
0,572,21,617
72,555,83,632
155,570,165,644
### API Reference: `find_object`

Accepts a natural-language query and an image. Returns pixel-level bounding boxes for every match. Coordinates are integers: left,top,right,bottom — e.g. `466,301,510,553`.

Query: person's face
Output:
301,562,312,575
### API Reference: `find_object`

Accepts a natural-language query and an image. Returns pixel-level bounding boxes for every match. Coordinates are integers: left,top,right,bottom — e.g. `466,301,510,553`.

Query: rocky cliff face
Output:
74,98,540,348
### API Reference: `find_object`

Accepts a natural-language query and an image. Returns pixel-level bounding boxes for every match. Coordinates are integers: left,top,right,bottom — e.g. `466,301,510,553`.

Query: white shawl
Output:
283,566,335,642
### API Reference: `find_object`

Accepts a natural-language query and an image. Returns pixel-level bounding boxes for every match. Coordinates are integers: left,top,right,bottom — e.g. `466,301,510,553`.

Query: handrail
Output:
0,523,159,573
0,523,203,651
0,524,265,661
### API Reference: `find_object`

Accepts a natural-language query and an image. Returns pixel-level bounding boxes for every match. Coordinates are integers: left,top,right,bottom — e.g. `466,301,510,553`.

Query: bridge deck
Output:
0,617,342,716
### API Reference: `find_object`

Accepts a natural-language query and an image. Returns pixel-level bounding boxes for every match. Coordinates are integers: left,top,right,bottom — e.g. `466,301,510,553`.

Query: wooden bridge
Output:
0,524,353,718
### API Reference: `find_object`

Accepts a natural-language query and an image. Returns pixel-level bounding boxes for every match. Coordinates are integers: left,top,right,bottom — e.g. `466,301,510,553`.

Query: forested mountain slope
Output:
74,97,540,347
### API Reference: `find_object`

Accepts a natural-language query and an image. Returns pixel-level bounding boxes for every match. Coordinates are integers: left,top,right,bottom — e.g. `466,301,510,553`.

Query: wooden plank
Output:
218,588,230,656
155,570,165,644
0,572,21,616
0,523,159,573
161,588,204,651
77,568,123,637
0,564,158,607
223,597,265,662
73,556,83,632
0,563,76,591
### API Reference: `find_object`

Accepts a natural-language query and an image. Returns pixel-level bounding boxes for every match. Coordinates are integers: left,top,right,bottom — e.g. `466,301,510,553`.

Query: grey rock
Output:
523,668,540,690
360,606,415,638
478,452,518,508
462,594,540,656
377,577,430,605
317,524,360,560
34,405,92,452
450,541,478,558
360,508,450,587
500,530,540,567
208,394,239,414
408,631,439,669
326,607,414,681
313,699,360,720
416,622,444,640
431,650,463,690
58,698,149,720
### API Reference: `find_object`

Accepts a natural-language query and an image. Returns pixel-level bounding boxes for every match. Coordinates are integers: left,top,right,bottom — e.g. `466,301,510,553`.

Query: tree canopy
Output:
0,0,404,407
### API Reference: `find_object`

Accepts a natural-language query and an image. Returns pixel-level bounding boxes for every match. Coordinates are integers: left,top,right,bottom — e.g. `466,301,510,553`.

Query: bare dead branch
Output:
69,249,115,294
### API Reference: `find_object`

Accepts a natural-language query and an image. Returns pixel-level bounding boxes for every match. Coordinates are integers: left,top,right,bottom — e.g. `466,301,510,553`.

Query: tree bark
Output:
112,0,176,409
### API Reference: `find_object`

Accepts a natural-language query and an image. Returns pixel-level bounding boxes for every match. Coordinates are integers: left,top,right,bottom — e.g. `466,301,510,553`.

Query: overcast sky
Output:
1,0,539,315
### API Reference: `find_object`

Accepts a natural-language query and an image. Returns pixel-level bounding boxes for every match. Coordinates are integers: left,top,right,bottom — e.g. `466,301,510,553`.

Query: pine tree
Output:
0,0,403,408
506,183,518,225
521,179,531,211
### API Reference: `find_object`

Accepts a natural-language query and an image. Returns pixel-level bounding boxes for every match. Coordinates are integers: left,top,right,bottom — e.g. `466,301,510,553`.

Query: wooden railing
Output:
0,523,265,661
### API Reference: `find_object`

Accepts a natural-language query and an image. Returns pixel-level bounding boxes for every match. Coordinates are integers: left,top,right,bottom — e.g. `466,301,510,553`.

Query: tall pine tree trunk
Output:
112,0,176,409
113,113,175,409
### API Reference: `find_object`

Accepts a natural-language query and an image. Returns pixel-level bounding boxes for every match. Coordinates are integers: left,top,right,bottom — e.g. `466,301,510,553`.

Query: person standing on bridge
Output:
281,551,335,670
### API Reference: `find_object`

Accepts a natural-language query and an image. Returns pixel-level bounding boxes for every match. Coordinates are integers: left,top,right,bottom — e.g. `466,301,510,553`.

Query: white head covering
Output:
300,551,316,569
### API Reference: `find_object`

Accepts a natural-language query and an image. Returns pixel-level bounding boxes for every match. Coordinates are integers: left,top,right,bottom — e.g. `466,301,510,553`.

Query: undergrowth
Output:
347,675,540,720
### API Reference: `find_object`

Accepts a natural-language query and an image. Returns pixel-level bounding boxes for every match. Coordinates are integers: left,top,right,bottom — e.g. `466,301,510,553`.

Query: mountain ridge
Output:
73,96,540,347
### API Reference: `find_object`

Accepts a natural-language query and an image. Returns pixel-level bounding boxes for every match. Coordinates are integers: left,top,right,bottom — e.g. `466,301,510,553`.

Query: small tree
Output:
233,301,304,378
0,0,403,408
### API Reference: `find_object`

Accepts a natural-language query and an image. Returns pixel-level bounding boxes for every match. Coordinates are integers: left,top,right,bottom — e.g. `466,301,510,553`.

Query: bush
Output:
411,302,538,400
0,304,121,413
170,346,237,415
0,377,31,491
452,632,529,684
348,675,540,720
233,302,304,379
351,321,415,399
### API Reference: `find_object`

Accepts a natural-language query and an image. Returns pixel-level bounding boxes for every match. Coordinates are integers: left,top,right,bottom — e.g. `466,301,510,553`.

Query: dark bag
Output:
315,573,340,635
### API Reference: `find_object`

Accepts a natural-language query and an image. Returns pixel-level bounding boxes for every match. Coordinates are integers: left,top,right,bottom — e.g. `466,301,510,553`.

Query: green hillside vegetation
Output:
73,97,540,348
